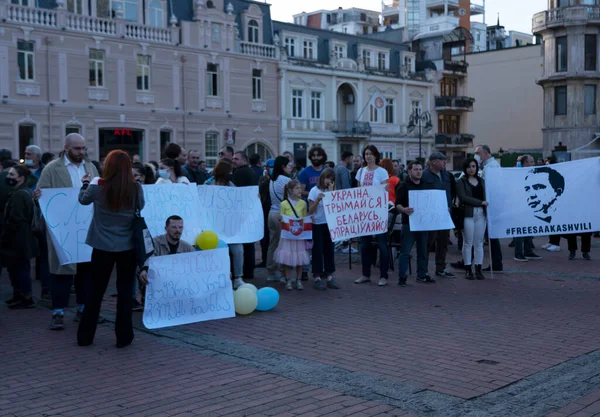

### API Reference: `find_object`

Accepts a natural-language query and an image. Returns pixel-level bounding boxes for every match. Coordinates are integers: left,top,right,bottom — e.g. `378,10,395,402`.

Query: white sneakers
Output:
342,247,359,253
546,244,561,252
233,278,245,289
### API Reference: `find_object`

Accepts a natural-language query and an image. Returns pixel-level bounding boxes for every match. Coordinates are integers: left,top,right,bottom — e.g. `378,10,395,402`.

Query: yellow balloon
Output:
196,230,219,250
233,288,258,315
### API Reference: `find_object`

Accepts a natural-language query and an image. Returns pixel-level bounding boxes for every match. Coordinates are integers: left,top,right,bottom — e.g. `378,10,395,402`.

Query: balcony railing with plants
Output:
435,96,475,111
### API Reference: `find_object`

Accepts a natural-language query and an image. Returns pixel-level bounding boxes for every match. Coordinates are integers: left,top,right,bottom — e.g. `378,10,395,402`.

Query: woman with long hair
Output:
77,150,144,348
354,145,390,287
308,168,339,290
132,162,156,185
267,156,293,281
155,158,190,184
456,158,488,280
206,158,246,289
1,164,38,309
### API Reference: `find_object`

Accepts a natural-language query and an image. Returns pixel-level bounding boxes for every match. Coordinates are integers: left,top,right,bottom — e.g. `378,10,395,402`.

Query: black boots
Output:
475,265,485,280
465,265,475,280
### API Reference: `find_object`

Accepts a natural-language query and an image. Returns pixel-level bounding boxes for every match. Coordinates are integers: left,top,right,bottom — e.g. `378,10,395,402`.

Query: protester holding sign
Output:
456,158,488,280
267,156,293,282
1,164,38,309
275,180,310,291
76,150,144,348
35,133,99,331
395,161,434,285
308,169,340,291
353,145,390,287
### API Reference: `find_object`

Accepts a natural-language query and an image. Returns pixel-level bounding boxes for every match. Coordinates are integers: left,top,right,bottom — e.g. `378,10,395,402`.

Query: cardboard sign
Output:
322,186,389,242
408,190,455,232
39,188,93,265
142,249,235,329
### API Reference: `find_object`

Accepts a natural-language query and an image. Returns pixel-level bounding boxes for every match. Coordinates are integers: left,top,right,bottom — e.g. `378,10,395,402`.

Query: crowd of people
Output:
0,134,597,348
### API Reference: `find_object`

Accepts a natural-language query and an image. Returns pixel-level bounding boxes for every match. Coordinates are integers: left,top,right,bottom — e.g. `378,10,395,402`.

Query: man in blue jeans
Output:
395,160,434,285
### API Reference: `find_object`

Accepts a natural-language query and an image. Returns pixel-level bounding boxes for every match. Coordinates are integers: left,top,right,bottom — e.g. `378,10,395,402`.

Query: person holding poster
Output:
395,161,434,285
353,145,390,287
76,150,144,348
275,180,310,291
205,159,246,290
1,164,38,309
35,133,99,331
456,158,488,280
308,169,340,290
267,156,293,282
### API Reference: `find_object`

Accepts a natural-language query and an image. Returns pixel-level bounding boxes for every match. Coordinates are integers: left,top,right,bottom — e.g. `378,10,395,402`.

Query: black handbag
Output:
451,205,465,230
133,185,154,267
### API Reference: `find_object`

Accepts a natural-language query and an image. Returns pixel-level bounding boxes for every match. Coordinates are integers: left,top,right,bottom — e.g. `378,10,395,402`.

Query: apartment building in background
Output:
293,7,381,36
533,0,600,158
0,0,280,166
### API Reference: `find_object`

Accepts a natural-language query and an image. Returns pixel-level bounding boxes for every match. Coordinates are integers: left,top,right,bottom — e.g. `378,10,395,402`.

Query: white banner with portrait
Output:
485,157,600,238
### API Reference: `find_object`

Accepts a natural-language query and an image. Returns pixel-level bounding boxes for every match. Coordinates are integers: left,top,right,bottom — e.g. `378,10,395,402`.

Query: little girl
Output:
308,169,340,291
274,180,311,290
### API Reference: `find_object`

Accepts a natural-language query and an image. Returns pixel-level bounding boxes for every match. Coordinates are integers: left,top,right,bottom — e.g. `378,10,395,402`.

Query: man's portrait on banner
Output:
524,167,565,224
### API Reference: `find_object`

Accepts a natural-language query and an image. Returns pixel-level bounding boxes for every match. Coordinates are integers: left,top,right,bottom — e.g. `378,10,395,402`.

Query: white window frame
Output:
333,44,346,59
252,69,262,101
205,132,219,169
136,55,151,91
292,89,304,119
148,0,163,27
369,104,380,123
17,40,35,81
362,49,372,67
110,0,138,22
207,63,219,97
310,91,322,120
303,40,314,60
285,37,296,57
378,52,388,71
89,49,104,88
247,20,259,43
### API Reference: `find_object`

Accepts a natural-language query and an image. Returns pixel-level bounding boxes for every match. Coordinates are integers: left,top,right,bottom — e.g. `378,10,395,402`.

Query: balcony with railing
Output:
239,41,278,58
426,0,459,11
443,60,468,74
2,2,180,44
533,6,600,34
435,133,475,147
435,96,475,112
329,121,372,136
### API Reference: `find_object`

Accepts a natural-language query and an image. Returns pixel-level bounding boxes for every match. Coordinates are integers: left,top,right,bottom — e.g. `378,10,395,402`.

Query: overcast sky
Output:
269,0,548,35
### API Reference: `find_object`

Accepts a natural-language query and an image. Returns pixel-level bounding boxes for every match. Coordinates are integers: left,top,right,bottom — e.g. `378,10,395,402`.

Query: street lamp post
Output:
407,108,433,159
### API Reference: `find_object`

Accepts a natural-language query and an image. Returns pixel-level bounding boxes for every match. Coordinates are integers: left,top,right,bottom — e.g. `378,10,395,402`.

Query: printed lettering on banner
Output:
141,184,201,244
143,249,235,329
408,190,455,232
280,215,312,240
322,186,388,242
485,157,600,238
196,185,264,244
39,188,93,265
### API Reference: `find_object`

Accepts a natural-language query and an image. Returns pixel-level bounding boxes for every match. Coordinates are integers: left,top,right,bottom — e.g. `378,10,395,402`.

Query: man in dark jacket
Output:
232,151,259,279
395,160,433,285
183,149,207,184
422,152,456,278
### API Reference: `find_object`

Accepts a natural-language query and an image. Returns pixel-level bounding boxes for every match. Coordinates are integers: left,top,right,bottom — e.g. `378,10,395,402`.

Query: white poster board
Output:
485,157,600,238
141,184,201,245
39,188,94,265
197,185,264,244
322,186,389,242
408,190,455,232
142,249,235,329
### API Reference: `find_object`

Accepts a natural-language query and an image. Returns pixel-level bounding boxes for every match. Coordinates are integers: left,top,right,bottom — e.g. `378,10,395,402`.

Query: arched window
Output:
244,142,273,163
248,20,260,43
206,0,214,8
148,0,163,27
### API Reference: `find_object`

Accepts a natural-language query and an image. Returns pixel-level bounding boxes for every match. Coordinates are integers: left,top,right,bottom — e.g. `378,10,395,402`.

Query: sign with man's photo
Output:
486,157,600,238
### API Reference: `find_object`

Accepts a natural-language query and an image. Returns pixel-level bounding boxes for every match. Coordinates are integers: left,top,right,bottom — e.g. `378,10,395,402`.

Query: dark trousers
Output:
35,230,50,294
360,233,389,279
7,260,32,297
78,248,137,346
50,263,92,310
398,224,428,280
428,230,449,273
312,224,335,276
490,238,503,270
549,234,561,246
567,233,592,253
260,208,269,264
243,243,255,279
515,237,534,258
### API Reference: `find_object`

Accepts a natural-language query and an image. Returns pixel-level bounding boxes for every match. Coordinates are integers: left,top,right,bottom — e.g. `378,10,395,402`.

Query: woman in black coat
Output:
2,164,38,309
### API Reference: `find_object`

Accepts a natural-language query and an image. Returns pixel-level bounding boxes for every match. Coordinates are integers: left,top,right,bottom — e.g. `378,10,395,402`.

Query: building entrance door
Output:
99,128,144,159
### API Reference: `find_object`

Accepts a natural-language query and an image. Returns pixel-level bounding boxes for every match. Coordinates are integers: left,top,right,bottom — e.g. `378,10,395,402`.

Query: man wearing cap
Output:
422,152,457,278
257,158,275,267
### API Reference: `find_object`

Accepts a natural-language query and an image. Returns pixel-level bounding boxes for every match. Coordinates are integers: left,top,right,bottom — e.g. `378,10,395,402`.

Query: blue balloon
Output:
256,287,279,311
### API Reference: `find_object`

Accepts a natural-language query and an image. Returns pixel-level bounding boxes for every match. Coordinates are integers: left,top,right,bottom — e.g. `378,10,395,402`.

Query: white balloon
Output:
237,283,258,293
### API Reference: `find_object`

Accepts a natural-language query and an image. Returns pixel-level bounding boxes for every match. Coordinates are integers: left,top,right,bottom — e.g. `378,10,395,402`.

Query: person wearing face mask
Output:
1,164,39,309
24,145,44,187
155,158,191,184
34,134,99,331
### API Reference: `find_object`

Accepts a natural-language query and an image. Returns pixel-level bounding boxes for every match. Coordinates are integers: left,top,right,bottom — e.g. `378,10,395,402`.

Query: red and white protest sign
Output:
280,215,313,240
322,186,389,242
